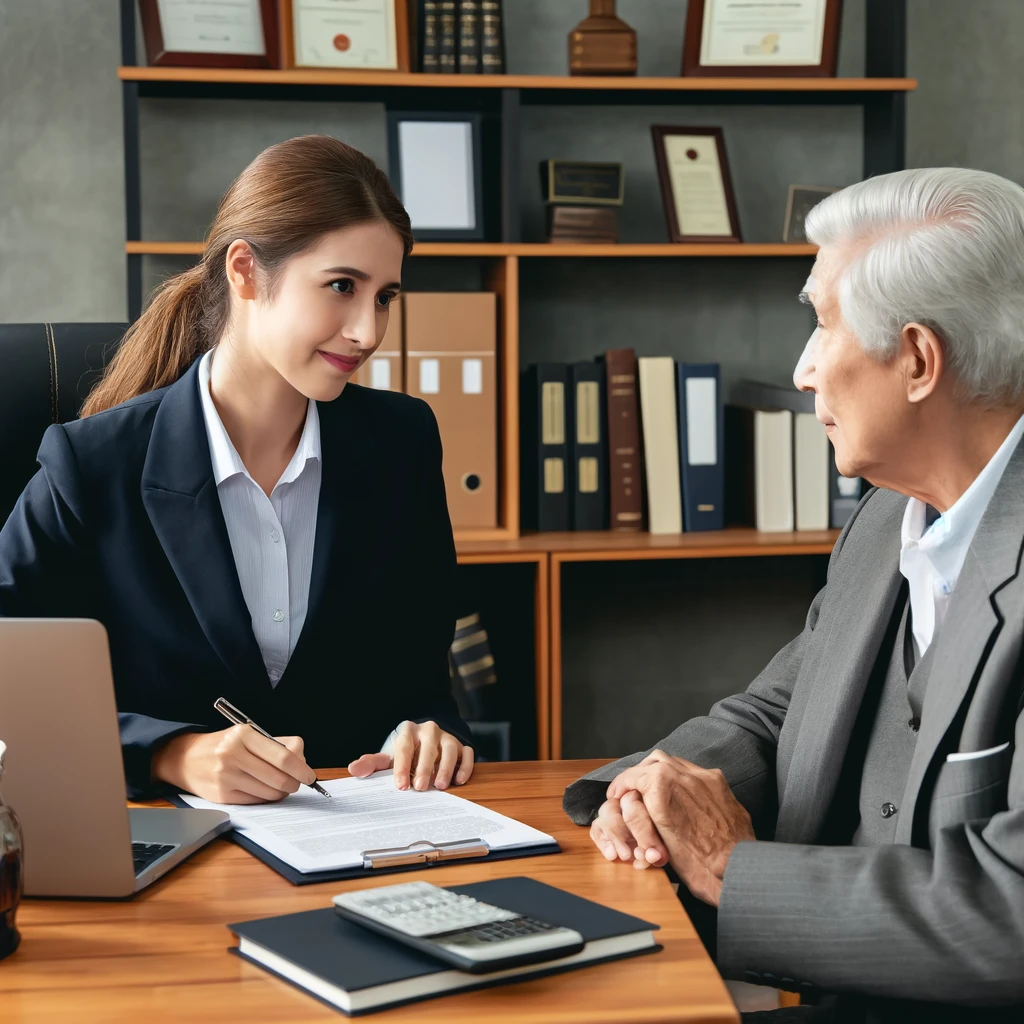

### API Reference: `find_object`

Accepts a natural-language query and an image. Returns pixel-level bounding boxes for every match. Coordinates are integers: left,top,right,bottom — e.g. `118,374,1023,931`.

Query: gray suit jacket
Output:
564,443,1024,1010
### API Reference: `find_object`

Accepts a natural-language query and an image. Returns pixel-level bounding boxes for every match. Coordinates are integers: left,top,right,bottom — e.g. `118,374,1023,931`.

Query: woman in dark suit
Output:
0,135,474,801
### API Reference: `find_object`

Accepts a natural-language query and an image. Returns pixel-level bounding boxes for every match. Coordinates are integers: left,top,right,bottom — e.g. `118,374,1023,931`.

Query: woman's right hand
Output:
151,726,317,804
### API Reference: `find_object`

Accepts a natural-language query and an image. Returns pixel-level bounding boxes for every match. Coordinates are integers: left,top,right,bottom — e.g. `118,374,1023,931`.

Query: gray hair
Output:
805,167,1024,406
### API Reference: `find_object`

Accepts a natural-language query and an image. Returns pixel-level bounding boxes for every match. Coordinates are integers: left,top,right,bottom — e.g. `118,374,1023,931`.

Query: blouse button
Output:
272,609,285,623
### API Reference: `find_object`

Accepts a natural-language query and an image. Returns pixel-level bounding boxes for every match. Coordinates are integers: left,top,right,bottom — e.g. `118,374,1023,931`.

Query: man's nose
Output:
793,328,819,391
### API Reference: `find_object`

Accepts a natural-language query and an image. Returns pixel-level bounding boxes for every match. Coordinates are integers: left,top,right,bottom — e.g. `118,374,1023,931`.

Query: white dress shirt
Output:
197,350,321,686
900,413,1024,660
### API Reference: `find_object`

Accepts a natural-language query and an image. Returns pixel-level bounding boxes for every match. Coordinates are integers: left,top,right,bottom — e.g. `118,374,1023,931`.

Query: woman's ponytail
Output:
81,263,215,417
81,134,413,418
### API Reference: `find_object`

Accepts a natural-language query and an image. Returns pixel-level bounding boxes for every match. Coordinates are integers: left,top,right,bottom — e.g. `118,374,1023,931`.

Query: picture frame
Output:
783,184,839,242
387,112,485,242
651,126,742,243
138,0,281,69
281,0,410,71
681,0,843,78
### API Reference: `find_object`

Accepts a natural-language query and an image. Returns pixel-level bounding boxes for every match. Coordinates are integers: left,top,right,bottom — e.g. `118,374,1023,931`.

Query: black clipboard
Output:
168,795,561,886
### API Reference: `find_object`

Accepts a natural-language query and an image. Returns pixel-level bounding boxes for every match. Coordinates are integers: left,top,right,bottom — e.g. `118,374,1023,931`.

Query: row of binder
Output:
353,293,498,530
520,355,862,535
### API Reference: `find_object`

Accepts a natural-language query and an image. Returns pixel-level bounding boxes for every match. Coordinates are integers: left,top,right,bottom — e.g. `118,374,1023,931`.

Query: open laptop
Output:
0,619,230,898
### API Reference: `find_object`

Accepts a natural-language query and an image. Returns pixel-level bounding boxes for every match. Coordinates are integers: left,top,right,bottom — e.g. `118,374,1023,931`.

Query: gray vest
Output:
851,593,935,845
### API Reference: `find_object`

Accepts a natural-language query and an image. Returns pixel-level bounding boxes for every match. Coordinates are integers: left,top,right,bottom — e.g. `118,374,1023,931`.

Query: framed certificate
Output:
681,0,842,77
139,0,281,68
387,112,485,241
651,126,742,243
284,0,410,71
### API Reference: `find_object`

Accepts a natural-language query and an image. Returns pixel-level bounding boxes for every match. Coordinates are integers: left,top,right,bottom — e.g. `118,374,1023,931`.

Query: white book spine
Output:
794,412,830,531
754,409,794,532
638,357,683,534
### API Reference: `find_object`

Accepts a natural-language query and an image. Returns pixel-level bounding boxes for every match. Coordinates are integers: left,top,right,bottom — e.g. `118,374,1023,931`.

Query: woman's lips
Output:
319,350,360,373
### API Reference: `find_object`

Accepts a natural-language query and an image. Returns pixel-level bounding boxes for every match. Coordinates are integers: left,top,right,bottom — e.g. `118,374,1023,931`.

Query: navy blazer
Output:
0,359,470,796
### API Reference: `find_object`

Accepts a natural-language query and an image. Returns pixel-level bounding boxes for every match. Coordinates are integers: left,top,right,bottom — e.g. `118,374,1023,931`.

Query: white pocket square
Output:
946,742,1010,763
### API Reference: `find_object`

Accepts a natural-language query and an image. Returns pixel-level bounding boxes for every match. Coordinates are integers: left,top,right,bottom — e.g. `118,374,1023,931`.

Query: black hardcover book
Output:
521,364,572,532
458,0,481,73
570,362,609,531
438,0,458,72
229,877,660,1017
481,0,505,73
420,0,440,72
677,363,724,532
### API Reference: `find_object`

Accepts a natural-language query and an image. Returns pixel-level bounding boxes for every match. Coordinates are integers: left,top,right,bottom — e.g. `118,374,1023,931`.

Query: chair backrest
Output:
0,323,126,527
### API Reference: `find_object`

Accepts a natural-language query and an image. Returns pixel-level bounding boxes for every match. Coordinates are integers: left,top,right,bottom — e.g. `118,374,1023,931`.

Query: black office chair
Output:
0,323,127,527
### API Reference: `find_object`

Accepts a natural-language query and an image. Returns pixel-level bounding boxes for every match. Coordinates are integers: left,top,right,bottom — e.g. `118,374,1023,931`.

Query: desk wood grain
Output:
5,761,739,1024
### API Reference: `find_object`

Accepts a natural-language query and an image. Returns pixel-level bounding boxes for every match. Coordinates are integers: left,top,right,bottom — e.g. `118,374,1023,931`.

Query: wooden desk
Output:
5,761,739,1024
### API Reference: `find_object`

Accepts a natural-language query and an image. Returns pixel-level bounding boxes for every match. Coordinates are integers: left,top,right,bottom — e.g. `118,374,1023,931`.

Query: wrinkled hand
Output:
590,792,670,869
152,726,316,804
348,721,475,791
606,750,755,906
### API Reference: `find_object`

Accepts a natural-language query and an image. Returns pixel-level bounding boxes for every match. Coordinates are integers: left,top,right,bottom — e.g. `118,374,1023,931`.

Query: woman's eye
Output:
329,279,354,294
377,293,394,308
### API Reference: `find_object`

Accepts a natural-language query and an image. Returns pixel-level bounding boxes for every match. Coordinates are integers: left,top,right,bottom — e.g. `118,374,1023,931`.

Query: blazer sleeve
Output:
717,718,1024,1006
0,425,203,799
391,401,472,747
562,495,867,829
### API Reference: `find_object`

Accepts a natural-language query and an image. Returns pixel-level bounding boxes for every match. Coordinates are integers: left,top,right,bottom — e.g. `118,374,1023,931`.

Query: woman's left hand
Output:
348,721,475,791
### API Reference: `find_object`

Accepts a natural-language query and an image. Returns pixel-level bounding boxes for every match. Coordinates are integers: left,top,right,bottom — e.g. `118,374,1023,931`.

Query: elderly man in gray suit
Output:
564,167,1024,1023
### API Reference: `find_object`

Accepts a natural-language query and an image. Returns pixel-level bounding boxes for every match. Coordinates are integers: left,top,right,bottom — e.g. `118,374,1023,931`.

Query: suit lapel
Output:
775,491,907,844
283,385,379,680
141,359,267,688
896,439,1024,843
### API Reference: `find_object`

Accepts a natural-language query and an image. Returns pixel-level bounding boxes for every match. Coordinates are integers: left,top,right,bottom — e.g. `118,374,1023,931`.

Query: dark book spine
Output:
677,363,724,532
438,1,458,73
421,0,440,72
458,1,481,73
604,348,645,532
521,364,572,532
481,0,505,74
570,363,609,531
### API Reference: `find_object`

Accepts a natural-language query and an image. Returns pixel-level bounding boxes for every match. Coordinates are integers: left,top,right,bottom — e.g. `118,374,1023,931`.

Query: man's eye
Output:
329,279,354,294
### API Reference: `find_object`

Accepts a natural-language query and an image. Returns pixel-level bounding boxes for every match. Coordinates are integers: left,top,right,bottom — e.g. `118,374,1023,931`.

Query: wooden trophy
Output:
568,0,637,76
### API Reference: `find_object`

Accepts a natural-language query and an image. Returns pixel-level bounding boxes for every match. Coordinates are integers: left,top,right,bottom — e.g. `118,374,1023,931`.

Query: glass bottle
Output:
0,740,24,960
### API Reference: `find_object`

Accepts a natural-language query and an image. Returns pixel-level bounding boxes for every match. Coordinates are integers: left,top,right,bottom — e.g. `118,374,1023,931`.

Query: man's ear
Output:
225,239,257,301
901,322,945,404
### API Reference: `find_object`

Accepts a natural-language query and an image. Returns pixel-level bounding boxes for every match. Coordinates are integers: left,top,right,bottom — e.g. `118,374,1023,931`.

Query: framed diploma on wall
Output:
651,126,742,243
681,0,842,77
282,0,410,70
139,0,281,68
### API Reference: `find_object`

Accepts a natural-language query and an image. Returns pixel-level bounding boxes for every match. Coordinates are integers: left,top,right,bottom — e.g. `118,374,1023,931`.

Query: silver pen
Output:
213,696,332,799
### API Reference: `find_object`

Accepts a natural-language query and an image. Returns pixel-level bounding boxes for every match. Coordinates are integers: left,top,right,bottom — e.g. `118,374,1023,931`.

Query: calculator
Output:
332,881,585,974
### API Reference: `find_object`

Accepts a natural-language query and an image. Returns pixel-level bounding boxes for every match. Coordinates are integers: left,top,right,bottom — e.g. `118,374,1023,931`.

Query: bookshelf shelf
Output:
118,65,916,95
126,241,818,258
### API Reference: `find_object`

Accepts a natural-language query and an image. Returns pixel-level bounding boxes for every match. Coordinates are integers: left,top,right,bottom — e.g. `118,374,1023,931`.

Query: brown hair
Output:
83,134,413,417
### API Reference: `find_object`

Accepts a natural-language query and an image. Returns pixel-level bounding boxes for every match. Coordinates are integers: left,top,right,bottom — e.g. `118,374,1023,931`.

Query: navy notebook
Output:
229,876,661,1016
676,363,725,531
521,364,572,531
569,361,609,531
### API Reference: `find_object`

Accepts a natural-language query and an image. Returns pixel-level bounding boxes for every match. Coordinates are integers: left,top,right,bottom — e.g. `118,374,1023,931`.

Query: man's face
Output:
793,245,909,480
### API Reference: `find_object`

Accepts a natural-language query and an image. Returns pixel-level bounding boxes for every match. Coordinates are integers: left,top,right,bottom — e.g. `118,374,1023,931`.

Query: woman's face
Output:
249,221,405,402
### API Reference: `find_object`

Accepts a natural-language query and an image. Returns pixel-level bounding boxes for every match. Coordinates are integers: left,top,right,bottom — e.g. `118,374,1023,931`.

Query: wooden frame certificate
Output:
652,126,741,243
139,0,280,68
288,0,407,70
682,0,842,77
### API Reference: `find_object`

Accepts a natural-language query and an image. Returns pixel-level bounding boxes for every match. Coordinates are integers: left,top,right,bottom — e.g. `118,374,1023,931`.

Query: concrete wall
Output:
1,0,1020,756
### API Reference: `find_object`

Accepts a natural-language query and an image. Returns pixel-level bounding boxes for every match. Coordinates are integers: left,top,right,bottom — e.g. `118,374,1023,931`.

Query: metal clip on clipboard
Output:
360,838,490,870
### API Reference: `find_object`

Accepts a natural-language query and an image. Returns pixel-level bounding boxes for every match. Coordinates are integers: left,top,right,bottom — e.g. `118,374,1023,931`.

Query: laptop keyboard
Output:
132,842,176,876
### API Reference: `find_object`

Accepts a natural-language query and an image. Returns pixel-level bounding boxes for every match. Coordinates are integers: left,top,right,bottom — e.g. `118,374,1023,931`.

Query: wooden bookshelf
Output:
118,66,916,93
126,241,818,258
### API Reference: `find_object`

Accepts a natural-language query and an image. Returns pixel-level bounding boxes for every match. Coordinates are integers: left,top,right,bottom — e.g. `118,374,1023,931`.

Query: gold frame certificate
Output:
682,0,842,77
291,0,399,69
651,126,741,243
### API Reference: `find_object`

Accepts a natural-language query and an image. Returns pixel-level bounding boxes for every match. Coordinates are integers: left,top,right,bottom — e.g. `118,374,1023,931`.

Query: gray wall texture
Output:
0,0,1019,756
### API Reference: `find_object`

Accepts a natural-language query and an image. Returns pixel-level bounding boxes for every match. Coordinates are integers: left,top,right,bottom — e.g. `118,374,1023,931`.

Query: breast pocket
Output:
927,743,1013,847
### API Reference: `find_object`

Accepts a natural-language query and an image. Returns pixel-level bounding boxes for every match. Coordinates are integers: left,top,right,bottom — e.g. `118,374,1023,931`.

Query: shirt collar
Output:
900,412,1024,584
198,348,321,489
